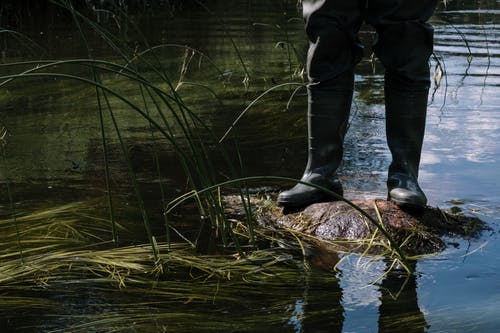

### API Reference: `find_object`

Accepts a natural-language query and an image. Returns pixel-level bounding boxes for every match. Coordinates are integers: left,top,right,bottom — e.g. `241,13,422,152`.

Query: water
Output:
1,0,499,332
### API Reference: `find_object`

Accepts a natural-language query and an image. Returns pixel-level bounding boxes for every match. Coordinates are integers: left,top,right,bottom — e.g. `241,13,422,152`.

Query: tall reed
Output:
47,0,254,253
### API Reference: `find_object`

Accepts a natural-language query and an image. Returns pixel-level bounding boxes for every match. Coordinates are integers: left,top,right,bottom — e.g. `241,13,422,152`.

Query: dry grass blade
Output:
0,199,308,288
0,126,7,147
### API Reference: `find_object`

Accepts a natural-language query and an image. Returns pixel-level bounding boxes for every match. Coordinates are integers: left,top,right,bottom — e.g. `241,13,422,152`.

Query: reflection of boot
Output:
378,262,428,332
278,73,353,209
385,80,428,209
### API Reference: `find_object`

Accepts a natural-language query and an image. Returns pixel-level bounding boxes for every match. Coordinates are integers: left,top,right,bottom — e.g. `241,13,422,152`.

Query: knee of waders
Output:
305,22,363,83
373,21,434,85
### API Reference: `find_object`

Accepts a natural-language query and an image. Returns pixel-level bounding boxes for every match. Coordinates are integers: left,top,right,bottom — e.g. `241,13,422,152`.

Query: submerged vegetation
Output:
0,200,306,286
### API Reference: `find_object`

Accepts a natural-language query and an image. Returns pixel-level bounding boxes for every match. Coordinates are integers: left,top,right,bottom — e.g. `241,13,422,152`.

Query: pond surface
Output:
1,0,499,332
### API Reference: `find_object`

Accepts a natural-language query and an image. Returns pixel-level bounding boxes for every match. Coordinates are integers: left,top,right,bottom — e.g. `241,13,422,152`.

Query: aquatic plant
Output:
0,199,309,286
0,0,421,281
0,0,263,260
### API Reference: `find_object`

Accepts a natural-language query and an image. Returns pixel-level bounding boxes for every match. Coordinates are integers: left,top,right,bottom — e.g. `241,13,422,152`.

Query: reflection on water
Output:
1,0,500,332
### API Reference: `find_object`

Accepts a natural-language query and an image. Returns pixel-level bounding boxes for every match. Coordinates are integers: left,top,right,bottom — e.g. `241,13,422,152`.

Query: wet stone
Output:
224,195,488,256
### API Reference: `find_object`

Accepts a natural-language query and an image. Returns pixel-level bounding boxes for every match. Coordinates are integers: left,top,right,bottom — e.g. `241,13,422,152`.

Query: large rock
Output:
224,195,486,255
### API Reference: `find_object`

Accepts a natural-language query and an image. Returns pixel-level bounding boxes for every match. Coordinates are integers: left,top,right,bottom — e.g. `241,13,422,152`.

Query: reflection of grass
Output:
252,18,306,80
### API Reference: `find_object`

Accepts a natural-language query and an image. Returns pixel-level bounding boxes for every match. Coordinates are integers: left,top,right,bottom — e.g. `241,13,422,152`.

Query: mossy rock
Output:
224,195,487,256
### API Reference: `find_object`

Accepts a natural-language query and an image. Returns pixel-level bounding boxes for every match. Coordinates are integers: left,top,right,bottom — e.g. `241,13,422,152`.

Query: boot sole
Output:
277,190,343,209
388,196,426,211
277,195,328,209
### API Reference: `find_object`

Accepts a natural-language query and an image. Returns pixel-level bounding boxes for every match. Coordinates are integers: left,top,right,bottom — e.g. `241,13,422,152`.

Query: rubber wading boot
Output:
277,81,353,209
385,85,429,210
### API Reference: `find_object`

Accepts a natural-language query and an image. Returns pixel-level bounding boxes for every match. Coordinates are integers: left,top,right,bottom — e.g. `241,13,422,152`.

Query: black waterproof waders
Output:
277,0,436,210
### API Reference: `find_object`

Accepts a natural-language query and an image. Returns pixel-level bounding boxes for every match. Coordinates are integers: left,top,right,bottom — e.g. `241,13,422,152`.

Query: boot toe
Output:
389,187,427,209
277,185,325,208
277,175,343,209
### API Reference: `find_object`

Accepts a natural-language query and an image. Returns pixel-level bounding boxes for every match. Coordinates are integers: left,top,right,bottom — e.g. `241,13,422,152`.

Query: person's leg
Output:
366,0,437,209
277,0,364,209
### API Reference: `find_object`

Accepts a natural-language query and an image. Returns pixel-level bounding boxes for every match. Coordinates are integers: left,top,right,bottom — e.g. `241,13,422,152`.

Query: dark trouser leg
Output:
277,0,363,209
367,0,437,209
